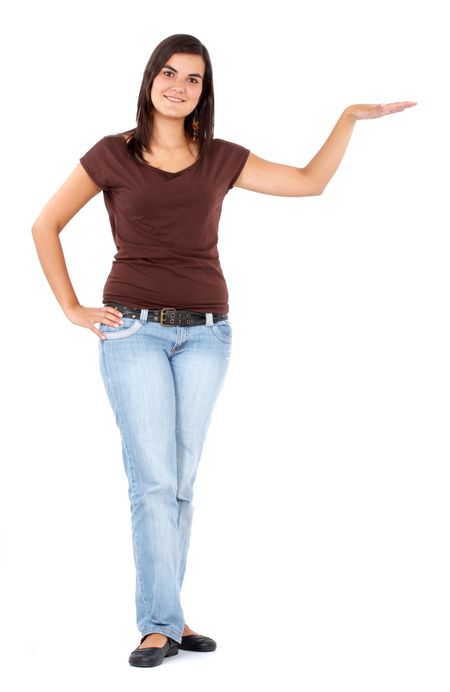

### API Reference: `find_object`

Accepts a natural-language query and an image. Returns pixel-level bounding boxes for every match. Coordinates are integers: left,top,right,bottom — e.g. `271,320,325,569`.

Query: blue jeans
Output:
98,310,232,644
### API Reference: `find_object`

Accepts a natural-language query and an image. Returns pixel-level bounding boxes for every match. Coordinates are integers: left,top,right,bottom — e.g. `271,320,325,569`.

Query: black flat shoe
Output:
129,634,179,667
179,633,217,652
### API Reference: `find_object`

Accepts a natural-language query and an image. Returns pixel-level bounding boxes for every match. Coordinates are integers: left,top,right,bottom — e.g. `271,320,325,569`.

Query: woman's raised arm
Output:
234,101,417,197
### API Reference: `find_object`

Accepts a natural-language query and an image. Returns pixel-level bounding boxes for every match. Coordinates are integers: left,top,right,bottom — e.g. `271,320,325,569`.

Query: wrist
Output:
62,301,81,316
343,106,357,122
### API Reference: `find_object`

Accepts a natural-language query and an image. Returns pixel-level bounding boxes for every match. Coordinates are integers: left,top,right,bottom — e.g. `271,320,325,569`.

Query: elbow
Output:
31,223,59,253
308,186,324,197
294,184,323,197
31,221,60,238
299,170,325,196
31,223,40,242
314,179,327,195
31,217,44,235
31,223,45,243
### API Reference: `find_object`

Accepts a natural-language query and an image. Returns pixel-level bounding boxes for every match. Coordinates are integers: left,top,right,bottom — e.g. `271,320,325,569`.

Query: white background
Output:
1,0,449,690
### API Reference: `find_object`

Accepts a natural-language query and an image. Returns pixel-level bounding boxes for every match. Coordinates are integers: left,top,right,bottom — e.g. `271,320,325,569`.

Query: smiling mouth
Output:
164,95,185,103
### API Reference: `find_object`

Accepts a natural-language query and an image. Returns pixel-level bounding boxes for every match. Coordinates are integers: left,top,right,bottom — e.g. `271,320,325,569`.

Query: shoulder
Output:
201,139,251,190
81,133,124,153
103,132,131,145
80,132,135,162
92,131,134,147
205,138,251,164
210,138,249,153
79,133,131,187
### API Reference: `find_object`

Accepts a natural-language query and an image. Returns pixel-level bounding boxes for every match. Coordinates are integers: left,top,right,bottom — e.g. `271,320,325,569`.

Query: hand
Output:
64,304,124,340
345,101,417,120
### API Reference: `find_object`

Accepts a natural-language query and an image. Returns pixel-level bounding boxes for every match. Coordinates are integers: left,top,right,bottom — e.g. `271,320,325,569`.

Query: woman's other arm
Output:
31,164,123,339
234,102,417,197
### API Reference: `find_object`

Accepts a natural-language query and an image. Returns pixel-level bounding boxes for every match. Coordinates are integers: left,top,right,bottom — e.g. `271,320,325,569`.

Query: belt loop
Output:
205,312,214,326
139,308,148,324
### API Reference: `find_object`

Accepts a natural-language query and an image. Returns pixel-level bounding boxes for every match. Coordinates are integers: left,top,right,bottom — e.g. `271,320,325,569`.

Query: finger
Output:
75,306,123,326
383,101,417,113
98,307,124,326
371,103,414,118
90,325,106,340
102,306,124,318
389,101,417,108
99,315,124,326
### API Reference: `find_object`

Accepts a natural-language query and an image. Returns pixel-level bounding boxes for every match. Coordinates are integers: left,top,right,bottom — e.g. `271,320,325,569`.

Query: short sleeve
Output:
79,136,110,191
212,139,250,191
225,141,251,190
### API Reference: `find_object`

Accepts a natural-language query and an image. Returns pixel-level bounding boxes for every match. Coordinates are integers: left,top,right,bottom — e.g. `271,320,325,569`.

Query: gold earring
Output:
192,109,200,141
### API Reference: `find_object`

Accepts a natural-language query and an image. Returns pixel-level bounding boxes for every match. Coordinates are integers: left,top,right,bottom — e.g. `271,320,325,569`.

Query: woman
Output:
31,33,416,668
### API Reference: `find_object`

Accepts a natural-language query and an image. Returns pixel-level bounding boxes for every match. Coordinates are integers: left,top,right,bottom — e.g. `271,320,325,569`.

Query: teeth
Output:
166,96,183,102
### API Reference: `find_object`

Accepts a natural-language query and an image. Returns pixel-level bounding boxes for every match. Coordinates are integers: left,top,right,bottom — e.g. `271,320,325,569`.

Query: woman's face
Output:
151,52,205,120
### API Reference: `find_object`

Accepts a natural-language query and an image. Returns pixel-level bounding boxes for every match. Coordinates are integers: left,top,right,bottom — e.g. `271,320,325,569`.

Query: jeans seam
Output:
211,324,232,344
102,319,144,340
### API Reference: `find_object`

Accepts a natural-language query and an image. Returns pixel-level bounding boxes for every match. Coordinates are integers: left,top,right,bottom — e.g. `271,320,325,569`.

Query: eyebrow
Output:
163,63,204,79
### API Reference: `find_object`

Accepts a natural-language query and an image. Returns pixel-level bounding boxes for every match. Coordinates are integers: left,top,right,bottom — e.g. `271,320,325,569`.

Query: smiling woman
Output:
31,31,416,670
122,34,215,168
145,53,206,170
152,57,203,114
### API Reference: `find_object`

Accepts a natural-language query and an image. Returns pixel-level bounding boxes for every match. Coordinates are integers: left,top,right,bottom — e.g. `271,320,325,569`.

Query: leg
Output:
98,318,185,644
170,319,233,591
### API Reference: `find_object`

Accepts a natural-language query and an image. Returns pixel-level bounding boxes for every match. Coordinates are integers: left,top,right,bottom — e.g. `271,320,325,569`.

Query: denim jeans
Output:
98,309,232,644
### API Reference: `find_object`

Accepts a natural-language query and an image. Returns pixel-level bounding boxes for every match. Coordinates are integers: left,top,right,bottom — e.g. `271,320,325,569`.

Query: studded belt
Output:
104,303,228,326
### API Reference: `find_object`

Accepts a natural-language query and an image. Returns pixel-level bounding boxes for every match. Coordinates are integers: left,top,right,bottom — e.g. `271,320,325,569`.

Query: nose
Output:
170,74,186,93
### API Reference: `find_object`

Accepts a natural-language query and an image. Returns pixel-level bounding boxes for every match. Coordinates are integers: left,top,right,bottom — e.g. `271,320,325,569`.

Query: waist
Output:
104,303,228,326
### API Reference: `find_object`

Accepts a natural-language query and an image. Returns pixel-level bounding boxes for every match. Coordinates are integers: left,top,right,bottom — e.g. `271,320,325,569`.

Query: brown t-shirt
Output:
79,134,250,313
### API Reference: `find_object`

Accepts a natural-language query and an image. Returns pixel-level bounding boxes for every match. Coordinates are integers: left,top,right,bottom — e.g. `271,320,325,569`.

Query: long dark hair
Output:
118,34,214,164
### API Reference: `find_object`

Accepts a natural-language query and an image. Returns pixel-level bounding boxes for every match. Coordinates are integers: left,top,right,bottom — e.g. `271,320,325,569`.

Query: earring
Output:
192,109,200,141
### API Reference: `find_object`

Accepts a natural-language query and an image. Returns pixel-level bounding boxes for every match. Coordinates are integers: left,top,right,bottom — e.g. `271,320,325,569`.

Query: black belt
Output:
104,303,228,326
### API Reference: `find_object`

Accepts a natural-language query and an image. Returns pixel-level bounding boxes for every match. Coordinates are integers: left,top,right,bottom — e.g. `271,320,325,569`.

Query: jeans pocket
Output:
99,317,144,340
210,319,233,344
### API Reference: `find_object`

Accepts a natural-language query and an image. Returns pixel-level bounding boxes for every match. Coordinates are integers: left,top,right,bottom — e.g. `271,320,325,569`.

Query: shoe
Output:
128,634,179,667
179,633,217,652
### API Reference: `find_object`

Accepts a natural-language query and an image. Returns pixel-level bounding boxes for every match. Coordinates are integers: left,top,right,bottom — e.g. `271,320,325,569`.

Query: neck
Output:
151,112,190,150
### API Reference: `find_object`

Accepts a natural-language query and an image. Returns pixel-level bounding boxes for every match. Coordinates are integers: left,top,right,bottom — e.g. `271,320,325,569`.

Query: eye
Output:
188,77,199,84
162,70,174,78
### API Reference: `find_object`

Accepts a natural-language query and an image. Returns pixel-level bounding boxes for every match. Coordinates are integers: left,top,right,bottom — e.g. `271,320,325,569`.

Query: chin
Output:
155,100,190,118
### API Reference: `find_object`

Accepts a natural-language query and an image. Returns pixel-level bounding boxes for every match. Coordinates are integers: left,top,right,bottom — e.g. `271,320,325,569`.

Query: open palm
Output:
348,101,417,120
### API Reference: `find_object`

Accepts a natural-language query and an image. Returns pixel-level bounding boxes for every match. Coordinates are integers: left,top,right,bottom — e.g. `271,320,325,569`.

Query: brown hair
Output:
118,34,214,164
